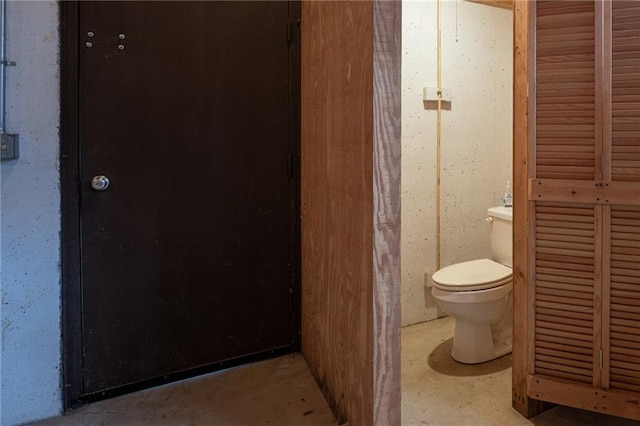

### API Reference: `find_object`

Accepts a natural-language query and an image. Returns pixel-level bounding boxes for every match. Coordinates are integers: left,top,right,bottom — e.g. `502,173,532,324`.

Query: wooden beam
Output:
466,0,513,10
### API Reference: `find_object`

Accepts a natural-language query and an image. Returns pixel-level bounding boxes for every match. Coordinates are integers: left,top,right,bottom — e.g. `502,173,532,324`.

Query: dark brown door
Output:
79,1,297,395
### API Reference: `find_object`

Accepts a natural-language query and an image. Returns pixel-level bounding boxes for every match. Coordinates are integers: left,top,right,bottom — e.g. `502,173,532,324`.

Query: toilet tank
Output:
487,206,513,268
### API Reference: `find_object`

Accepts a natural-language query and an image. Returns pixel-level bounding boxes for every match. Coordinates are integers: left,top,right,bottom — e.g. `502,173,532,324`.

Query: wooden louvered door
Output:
525,0,640,420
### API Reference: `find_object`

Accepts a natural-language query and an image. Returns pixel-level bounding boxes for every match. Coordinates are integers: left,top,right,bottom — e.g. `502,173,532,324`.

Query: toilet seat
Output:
432,258,512,291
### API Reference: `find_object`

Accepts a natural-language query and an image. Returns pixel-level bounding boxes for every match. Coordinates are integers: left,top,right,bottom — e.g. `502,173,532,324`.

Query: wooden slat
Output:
537,321,593,336
611,344,640,358
536,299,594,313
536,358,592,375
537,333,593,350
611,324,640,336
535,366,593,382
537,252,594,264
536,339,593,354
537,294,594,308
537,313,593,328
536,271,593,285
609,380,640,393
536,306,593,321
536,276,593,290
611,360,640,373
612,338,640,351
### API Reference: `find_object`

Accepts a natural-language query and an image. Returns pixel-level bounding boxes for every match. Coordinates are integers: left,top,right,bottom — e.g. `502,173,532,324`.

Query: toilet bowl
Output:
431,258,513,364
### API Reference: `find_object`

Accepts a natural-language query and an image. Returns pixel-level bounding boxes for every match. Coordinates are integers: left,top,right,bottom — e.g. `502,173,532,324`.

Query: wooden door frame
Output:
60,1,83,408
59,1,301,409
512,0,551,418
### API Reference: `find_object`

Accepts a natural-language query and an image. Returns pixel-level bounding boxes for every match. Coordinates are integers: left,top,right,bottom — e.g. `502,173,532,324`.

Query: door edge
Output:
60,0,83,410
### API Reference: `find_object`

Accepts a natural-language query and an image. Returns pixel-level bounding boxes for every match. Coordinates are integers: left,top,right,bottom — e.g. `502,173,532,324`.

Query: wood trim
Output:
527,0,536,183
593,205,604,388
372,1,402,425
526,0,538,389
512,0,529,413
595,0,605,180
601,205,611,389
513,0,552,418
528,375,640,421
288,0,303,354
60,0,84,409
526,199,536,382
602,0,612,182
465,0,513,10
529,179,640,205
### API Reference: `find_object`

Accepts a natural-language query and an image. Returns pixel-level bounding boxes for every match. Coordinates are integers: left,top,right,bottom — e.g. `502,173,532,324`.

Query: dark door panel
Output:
79,1,294,394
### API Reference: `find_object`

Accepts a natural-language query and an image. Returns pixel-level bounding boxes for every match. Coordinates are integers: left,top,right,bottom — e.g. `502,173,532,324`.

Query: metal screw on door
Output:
91,175,110,191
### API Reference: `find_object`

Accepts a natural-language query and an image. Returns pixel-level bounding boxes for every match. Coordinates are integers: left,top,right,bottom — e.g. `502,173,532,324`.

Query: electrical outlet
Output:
422,86,452,102
0,133,19,160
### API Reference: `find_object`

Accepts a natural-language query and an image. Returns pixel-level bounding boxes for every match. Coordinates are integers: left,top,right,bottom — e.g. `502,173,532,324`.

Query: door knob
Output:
91,175,110,191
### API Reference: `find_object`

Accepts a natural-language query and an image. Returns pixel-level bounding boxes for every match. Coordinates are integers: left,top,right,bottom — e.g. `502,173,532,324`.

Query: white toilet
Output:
431,206,513,364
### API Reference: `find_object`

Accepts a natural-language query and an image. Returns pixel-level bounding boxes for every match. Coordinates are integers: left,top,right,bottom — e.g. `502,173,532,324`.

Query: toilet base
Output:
451,320,512,364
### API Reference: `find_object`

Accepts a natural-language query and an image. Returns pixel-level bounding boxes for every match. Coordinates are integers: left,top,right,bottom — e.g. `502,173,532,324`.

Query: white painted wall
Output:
402,0,513,326
0,1,61,424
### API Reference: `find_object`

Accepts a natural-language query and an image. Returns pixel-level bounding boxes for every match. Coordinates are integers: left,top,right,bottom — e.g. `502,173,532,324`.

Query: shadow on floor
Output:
428,338,512,377
531,405,640,426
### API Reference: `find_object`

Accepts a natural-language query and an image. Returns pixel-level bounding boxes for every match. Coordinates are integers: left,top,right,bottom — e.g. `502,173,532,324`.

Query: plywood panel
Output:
301,3,373,423
301,1,401,425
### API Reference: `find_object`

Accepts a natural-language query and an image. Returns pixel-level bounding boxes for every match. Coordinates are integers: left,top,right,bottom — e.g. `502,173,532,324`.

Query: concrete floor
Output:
32,317,640,425
32,354,338,426
403,317,640,426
